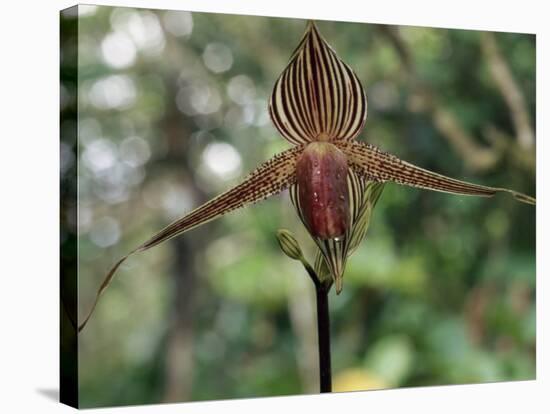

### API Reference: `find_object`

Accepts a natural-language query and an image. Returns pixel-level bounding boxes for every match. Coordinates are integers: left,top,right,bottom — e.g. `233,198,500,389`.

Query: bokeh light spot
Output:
163,10,193,37
202,43,233,74
227,75,256,105
83,139,117,173
89,216,121,247
119,136,151,167
101,31,137,69
201,142,242,180
88,75,137,110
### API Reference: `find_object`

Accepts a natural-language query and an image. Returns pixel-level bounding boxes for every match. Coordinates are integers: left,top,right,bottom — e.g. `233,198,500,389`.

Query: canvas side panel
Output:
60,5,79,409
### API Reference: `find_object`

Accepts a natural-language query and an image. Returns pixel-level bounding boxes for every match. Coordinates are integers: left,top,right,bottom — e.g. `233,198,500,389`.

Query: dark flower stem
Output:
314,282,332,393
303,264,332,393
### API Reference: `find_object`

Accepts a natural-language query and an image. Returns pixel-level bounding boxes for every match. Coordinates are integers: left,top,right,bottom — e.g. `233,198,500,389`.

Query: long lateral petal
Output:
339,140,536,204
269,21,367,145
79,146,302,333
137,146,301,251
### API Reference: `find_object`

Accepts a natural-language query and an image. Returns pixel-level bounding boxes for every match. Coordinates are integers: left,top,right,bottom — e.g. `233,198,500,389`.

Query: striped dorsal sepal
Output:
269,21,367,146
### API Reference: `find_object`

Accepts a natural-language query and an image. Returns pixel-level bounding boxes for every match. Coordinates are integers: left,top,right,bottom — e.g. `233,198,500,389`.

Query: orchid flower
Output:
79,21,535,332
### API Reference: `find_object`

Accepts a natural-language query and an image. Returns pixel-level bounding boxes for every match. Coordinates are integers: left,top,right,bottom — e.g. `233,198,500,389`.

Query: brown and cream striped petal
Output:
137,146,301,251
339,140,536,204
346,181,384,256
269,21,367,145
78,145,302,333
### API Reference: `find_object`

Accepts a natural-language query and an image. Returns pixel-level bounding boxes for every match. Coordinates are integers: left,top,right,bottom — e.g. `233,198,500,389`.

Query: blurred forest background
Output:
60,5,536,408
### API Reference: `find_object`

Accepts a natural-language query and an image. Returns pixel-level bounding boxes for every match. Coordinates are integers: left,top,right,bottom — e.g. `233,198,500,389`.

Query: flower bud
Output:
276,229,304,261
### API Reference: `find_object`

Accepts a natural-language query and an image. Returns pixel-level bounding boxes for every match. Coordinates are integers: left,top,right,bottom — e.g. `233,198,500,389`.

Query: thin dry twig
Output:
480,32,534,150
377,25,501,172
377,25,535,174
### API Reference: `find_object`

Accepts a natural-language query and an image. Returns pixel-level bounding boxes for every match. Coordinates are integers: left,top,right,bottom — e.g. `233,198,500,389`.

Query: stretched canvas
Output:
60,4,536,408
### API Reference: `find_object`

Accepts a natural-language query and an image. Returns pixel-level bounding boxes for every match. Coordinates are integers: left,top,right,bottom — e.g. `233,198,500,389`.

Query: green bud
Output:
276,229,304,261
